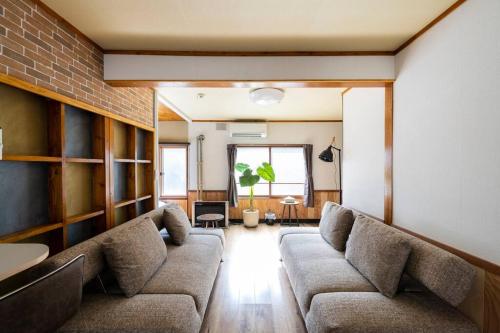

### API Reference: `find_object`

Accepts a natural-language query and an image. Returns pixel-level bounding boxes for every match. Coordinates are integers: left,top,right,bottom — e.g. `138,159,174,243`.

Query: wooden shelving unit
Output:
0,82,155,253
110,122,155,226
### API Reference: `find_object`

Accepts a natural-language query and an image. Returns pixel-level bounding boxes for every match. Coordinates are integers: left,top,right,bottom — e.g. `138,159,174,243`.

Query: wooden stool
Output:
279,201,300,226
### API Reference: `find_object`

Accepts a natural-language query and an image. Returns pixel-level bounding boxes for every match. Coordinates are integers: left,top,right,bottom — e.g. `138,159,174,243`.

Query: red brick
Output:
7,67,36,84
3,46,34,67
24,31,52,52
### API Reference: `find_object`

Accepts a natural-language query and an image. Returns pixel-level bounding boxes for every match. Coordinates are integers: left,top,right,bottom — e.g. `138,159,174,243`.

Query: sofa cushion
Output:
163,206,192,245
189,227,226,248
280,234,344,262
140,234,223,318
319,202,354,251
57,294,201,333
102,219,167,297
400,232,476,306
286,258,377,316
305,292,478,333
346,216,411,297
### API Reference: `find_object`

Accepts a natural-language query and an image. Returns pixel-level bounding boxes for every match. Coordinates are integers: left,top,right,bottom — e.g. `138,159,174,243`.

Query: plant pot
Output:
243,209,259,228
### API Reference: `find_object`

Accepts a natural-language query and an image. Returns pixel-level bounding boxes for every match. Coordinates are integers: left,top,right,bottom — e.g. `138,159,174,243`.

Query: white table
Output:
0,244,49,281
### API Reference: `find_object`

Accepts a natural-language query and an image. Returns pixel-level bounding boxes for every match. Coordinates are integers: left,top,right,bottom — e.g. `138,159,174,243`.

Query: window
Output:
159,144,188,198
236,146,305,197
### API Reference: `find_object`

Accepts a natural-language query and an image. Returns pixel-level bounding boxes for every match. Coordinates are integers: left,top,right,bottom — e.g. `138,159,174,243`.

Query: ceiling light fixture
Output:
249,88,284,106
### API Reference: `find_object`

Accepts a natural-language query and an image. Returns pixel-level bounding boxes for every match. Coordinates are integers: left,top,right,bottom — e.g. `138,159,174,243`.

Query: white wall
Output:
394,0,500,264
104,55,394,80
158,121,188,142
187,122,342,191
342,88,385,219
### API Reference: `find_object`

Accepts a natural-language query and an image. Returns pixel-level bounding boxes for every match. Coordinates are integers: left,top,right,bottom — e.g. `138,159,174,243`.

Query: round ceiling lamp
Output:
249,88,285,106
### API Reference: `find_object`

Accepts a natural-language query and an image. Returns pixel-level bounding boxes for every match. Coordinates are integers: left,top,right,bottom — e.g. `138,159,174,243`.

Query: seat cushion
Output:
305,292,478,333
319,202,354,251
57,294,201,333
280,234,345,262
140,234,223,318
102,219,167,297
282,254,376,316
163,206,192,245
278,227,320,245
346,216,411,297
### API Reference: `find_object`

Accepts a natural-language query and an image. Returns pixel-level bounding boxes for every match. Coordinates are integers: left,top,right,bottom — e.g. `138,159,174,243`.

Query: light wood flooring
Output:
201,223,313,333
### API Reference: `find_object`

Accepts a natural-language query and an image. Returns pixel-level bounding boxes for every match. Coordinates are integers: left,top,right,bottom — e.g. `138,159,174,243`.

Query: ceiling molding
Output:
109,80,394,88
394,0,467,54
103,50,395,57
37,0,103,52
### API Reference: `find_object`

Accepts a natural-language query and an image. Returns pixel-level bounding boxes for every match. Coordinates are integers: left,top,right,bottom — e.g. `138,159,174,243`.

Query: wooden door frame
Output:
138,79,394,225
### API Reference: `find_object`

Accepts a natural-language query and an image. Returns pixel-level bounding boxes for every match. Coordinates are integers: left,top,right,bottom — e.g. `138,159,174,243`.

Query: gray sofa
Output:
36,204,224,333
279,204,479,333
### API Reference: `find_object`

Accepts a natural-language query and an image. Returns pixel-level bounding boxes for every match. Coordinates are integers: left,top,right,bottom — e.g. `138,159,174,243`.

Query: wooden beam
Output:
104,50,394,57
108,80,393,88
384,83,394,225
190,119,342,123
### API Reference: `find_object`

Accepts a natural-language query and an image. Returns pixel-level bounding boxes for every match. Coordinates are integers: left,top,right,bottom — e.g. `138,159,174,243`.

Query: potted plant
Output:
235,162,275,227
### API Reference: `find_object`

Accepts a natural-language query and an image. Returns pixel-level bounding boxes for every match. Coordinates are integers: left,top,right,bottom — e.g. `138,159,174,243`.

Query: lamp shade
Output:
318,146,334,162
249,88,284,106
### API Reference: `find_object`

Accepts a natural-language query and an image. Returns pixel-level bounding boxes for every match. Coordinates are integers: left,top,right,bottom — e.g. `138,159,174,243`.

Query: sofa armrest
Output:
278,227,319,245
190,228,225,248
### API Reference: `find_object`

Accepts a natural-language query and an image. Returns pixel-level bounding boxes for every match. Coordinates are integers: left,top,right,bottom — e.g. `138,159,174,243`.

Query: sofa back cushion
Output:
102,218,167,297
346,215,411,297
319,202,354,251
400,232,476,306
162,206,192,245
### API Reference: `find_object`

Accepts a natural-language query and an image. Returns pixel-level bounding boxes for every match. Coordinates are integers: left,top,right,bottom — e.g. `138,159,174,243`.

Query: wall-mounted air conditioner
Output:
228,123,267,138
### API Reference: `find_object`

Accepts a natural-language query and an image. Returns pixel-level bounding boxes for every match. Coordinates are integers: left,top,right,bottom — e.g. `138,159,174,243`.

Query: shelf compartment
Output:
66,209,105,225
112,121,136,160
114,205,136,226
67,217,100,247
65,158,104,164
1,155,62,162
113,161,136,203
0,162,53,237
64,105,105,160
0,223,63,243
114,199,136,208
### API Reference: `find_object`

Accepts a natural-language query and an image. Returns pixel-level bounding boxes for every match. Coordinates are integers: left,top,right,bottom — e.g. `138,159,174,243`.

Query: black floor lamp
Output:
318,137,342,204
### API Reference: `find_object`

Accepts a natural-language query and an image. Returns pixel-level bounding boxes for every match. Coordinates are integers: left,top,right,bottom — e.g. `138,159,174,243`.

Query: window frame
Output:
159,143,189,199
235,144,305,198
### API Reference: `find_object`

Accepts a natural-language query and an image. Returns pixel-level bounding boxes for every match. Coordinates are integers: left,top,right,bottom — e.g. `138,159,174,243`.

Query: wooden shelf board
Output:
65,210,105,225
1,155,62,163
114,198,136,208
65,157,104,164
137,194,152,202
114,158,135,163
0,223,63,243
137,159,151,164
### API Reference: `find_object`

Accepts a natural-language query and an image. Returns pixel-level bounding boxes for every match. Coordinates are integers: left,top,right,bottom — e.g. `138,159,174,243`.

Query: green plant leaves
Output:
257,162,275,182
235,163,250,173
239,168,260,187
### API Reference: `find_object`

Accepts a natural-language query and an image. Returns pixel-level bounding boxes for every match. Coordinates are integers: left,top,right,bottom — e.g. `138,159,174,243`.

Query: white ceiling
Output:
43,0,456,52
157,88,343,121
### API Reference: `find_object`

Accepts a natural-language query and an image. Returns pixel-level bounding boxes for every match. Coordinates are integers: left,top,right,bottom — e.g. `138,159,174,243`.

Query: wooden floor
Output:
201,223,311,333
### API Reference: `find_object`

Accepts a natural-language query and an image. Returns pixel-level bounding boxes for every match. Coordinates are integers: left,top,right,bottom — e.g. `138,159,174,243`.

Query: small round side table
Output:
196,213,224,228
279,201,300,226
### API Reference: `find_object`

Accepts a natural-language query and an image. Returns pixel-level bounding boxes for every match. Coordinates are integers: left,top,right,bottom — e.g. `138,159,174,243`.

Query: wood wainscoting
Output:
163,190,340,221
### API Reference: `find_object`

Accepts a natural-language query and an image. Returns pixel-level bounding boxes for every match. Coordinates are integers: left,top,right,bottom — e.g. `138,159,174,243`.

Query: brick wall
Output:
0,0,153,126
